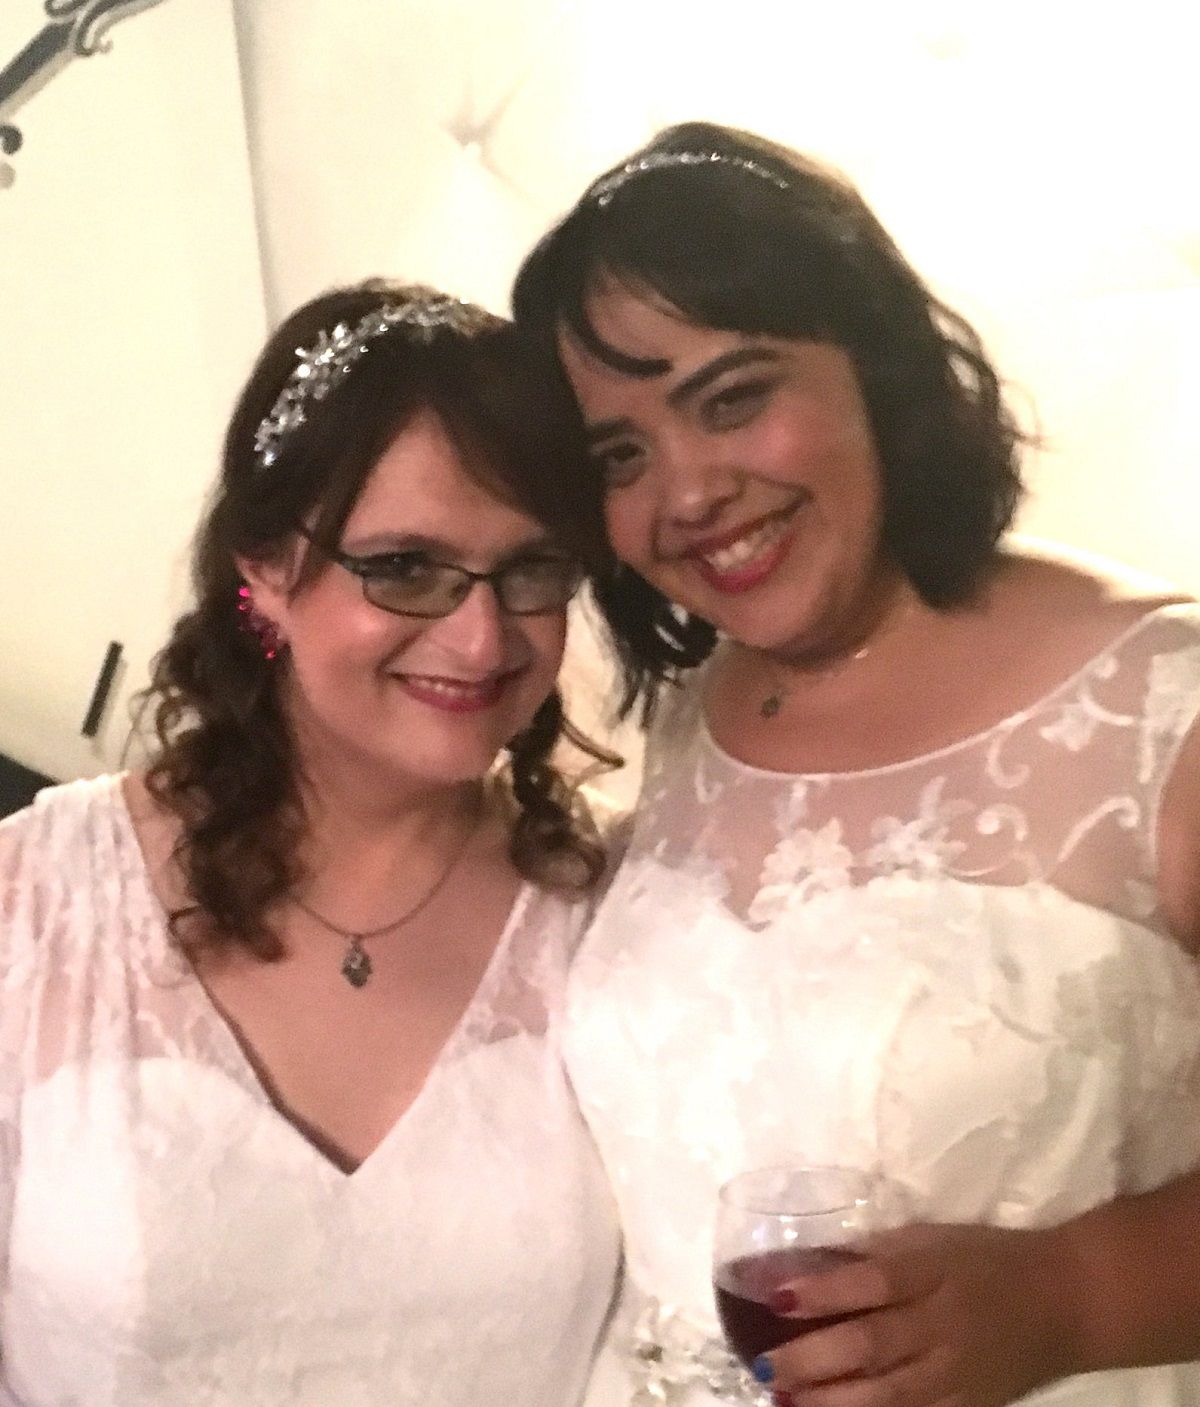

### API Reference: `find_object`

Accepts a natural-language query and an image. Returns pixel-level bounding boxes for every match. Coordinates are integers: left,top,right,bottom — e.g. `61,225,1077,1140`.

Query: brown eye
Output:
360,552,442,589
593,441,645,489
704,380,771,429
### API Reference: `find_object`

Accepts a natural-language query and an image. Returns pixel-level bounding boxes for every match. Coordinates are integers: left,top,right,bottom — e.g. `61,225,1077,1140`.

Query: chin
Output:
394,735,511,789
687,594,808,654
700,568,840,655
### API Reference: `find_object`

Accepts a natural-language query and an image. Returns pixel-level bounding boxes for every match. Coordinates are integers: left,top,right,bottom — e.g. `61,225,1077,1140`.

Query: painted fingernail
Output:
768,1287,798,1313
752,1355,776,1384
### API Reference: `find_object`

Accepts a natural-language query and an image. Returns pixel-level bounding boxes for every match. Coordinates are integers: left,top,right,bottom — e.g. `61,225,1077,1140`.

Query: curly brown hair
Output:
512,121,1031,723
141,281,617,959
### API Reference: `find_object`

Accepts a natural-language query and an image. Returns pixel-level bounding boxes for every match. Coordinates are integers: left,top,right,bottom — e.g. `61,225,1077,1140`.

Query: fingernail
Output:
768,1287,798,1314
752,1355,776,1384
772,1393,795,1407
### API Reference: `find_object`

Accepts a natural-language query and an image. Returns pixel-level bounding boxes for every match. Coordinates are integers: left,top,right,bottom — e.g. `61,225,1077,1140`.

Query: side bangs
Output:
561,210,852,370
425,331,608,569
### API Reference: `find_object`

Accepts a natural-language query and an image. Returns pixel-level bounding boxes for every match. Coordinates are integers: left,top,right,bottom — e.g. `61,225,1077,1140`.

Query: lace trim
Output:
620,1292,771,1406
697,602,1195,783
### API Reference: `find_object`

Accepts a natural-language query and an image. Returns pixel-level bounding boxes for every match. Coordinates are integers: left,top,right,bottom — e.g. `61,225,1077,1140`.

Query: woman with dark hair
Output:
513,125,1200,1407
0,282,619,1405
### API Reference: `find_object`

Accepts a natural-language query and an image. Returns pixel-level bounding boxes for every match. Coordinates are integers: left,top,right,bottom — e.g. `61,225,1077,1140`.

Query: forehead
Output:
571,279,737,363
344,407,540,545
557,282,761,415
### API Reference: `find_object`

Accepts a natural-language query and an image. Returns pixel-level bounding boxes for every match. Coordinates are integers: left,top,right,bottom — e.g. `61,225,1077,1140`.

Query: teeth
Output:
702,514,791,574
408,676,495,698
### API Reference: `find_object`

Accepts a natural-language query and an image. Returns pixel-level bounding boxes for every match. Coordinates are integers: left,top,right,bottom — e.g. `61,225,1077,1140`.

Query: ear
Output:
234,547,300,634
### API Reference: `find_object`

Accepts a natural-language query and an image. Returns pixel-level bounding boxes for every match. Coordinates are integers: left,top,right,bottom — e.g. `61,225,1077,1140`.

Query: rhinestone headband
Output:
253,295,473,470
589,150,791,207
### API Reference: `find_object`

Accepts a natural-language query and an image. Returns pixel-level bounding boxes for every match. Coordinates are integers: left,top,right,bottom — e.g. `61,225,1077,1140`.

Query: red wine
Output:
714,1246,863,1367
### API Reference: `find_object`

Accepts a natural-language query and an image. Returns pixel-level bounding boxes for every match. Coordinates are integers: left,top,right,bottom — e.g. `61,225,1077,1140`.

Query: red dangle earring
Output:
236,585,285,661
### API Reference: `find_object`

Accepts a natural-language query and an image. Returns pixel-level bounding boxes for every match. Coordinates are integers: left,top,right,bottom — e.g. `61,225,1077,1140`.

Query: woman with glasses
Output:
0,282,620,1405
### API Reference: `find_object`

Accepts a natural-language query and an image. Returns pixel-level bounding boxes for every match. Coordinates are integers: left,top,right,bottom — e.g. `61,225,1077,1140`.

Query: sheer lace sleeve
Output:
0,802,41,1369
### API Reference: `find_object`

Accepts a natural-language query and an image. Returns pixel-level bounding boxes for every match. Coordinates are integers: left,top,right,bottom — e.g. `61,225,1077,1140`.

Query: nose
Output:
429,580,508,673
656,432,742,530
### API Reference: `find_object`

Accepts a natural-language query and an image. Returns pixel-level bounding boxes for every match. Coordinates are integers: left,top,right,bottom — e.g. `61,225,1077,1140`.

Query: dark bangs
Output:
515,135,924,376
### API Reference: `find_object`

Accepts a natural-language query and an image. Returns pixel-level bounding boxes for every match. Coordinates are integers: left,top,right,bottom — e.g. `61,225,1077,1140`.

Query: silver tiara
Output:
589,150,790,207
253,295,473,469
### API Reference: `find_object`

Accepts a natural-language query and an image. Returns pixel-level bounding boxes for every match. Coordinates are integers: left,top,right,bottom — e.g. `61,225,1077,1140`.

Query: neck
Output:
284,706,484,887
762,566,915,677
301,770,481,870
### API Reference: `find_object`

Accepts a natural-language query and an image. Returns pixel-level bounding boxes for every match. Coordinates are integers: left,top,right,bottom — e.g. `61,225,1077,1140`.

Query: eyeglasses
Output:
311,540,584,619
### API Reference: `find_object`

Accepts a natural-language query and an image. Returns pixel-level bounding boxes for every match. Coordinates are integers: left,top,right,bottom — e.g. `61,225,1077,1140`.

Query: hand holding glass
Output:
713,1165,905,1368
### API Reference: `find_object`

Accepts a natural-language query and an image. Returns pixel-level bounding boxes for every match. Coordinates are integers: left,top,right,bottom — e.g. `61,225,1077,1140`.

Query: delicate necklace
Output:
759,600,914,720
292,794,482,989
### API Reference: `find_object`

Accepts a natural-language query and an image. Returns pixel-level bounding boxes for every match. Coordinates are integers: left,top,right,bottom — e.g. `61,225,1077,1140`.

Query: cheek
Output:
603,488,653,567
525,614,569,680
290,596,420,675
751,403,840,480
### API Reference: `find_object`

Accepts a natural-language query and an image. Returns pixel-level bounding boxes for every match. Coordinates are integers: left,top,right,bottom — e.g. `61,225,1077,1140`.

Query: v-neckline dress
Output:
0,775,619,1406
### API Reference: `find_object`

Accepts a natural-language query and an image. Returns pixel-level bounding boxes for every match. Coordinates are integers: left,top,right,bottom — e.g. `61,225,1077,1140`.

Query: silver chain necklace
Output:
759,600,915,719
292,796,481,988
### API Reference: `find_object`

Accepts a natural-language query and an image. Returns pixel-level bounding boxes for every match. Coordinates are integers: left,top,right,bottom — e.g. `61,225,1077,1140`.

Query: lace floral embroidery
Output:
1139,644,1200,784
750,819,853,924
1037,652,1127,753
866,777,971,877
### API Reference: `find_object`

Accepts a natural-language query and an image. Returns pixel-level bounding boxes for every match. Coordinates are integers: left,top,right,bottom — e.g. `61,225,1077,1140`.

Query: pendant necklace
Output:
759,600,914,720
291,793,482,989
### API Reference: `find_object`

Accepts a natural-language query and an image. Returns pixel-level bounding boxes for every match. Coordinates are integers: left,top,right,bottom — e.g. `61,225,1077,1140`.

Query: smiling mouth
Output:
684,503,804,592
393,668,522,714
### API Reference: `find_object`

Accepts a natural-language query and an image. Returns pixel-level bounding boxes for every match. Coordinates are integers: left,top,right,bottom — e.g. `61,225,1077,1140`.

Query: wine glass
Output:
713,1165,904,1369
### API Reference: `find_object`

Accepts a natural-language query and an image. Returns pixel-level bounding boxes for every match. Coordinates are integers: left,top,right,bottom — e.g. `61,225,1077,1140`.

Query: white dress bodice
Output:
0,775,620,1407
570,603,1200,1407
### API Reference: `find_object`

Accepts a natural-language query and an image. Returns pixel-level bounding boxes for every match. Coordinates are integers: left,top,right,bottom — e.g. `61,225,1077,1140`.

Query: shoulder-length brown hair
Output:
142,281,615,959
513,121,1029,723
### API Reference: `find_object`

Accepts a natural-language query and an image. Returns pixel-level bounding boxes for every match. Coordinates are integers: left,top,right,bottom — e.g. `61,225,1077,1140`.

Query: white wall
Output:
4,0,1196,788
0,0,266,779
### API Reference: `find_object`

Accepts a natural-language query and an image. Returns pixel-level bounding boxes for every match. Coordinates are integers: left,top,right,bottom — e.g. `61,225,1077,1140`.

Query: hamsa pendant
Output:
341,938,372,988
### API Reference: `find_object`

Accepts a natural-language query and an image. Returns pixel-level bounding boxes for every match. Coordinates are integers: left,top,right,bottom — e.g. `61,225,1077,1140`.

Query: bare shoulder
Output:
978,546,1200,946
981,540,1193,668
995,538,1191,627
902,542,1195,757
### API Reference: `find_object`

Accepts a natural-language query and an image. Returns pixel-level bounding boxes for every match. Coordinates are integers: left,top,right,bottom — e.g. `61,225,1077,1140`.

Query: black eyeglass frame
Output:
300,531,584,620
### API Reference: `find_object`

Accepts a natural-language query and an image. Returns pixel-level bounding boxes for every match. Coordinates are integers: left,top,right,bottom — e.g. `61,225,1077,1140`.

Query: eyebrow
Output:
583,346,783,445
667,347,783,405
339,531,558,563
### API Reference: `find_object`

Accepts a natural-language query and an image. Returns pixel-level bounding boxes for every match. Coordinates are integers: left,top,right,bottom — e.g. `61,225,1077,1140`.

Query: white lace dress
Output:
0,775,620,1407
571,602,1200,1407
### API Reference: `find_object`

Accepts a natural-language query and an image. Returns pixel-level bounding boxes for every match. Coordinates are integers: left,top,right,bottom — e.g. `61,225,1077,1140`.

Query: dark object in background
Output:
0,754,52,817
